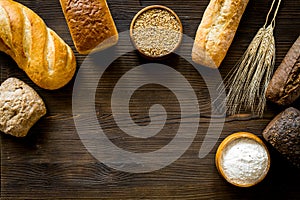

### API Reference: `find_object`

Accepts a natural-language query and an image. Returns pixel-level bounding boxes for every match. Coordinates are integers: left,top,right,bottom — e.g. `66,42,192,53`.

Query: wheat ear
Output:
225,0,281,117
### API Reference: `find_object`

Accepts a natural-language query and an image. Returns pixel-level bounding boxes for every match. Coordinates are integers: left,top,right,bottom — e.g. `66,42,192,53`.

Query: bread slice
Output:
0,78,46,137
59,0,119,54
192,0,249,68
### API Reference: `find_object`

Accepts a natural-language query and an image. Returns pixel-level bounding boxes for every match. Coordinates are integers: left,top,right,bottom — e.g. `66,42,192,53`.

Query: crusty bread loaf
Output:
59,0,119,54
0,78,46,137
263,107,300,168
192,0,249,68
266,36,300,106
0,0,76,90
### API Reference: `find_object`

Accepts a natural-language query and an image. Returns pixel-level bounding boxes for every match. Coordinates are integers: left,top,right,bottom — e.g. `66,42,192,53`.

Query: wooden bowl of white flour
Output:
215,132,270,187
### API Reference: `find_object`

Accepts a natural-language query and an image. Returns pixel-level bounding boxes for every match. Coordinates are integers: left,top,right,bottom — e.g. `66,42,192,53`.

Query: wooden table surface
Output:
1,0,300,199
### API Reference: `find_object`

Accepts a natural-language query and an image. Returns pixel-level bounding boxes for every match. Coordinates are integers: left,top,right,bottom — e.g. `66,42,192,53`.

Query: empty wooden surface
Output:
1,0,300,199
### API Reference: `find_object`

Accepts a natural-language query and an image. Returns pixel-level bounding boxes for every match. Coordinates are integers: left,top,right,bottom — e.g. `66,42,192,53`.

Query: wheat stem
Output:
226,25,276,117
215,0,281,116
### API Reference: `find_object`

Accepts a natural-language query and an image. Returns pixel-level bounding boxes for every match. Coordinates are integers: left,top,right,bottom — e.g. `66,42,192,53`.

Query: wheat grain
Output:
132,8,181,57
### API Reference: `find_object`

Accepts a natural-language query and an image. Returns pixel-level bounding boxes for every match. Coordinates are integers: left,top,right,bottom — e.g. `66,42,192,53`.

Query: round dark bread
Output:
263,107,300,168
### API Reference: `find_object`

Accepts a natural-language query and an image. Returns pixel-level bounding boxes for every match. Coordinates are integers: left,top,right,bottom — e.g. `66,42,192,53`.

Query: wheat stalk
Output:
224,0,281,117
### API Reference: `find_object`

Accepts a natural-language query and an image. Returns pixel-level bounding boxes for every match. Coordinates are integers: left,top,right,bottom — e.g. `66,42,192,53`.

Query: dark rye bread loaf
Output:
263,107,300,168
59,0,118,54
266,36,300,106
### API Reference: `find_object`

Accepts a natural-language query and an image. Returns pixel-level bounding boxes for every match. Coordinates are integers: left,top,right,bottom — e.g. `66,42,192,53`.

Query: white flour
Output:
221,138,269,185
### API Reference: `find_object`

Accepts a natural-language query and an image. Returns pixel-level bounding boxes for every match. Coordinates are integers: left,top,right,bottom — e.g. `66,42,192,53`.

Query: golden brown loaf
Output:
59,0,119,54
0,0,76,90
192,0,249,68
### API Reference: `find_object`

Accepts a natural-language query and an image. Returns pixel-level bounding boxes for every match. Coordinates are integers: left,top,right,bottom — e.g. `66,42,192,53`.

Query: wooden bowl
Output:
130,5,183,59
215,132,271,187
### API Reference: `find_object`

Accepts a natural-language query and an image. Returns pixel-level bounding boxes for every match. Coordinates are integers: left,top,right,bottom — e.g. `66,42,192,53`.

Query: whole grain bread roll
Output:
59,0,119,54
192,0,249,68
0,0,76,90
263,107,300,168
0,78,46,137
266,36,300,106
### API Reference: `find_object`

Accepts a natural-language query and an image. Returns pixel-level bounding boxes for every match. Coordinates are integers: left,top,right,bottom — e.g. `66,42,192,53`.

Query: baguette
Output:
59,0,119,54
0,0,76,90
266,36,300,106
192,0,249,68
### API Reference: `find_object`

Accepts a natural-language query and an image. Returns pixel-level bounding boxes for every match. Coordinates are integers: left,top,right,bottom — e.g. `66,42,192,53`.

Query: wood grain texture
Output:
1,0,300,199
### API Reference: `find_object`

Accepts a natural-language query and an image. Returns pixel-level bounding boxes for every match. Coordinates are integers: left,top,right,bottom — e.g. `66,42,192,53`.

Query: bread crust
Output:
59,0,119,54
0,0,76,90
192,0,249,68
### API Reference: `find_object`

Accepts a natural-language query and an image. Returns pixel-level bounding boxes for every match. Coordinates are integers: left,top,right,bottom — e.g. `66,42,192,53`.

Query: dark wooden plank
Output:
1,0,300,199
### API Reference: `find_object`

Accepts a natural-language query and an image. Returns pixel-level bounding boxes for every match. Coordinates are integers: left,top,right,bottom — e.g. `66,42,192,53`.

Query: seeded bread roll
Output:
0,78,46,137
59,0,118,54
263,107,300,168
266,36,300,106
192,0,249,68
